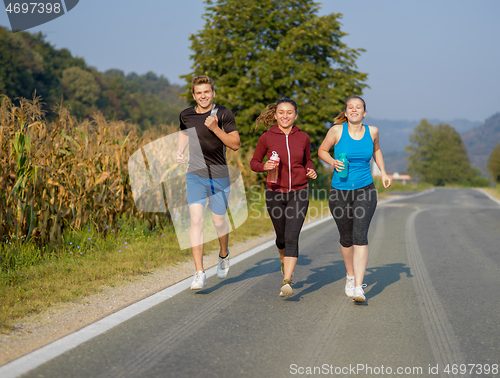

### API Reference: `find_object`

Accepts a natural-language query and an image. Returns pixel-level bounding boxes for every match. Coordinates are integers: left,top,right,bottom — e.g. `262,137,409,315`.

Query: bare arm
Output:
205,115,241,151
176,130,189,164
370,126,391,188
318,125,346,172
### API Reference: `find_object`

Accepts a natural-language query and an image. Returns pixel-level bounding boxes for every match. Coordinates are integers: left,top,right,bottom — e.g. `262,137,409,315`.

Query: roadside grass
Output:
10,180,496,331
0,195,329,331
373,177,430,196
480,185,500,202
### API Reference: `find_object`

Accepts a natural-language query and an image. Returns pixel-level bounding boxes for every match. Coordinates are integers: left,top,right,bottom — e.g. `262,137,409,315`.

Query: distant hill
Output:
365,117,481,174
461,113,500,177
366,117,481,153
0,25,187,131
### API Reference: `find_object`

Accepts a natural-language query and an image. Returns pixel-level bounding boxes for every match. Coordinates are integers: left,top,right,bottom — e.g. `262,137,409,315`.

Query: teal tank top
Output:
331,123,374,190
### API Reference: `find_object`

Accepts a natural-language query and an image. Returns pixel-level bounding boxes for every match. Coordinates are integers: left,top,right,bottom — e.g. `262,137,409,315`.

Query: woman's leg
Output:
329,187,354,270
282,188,309,280
265,189,287,264
278,247,286,275
340,245,354,277
352,245,369,287
352,184,377,287
283,257,297,280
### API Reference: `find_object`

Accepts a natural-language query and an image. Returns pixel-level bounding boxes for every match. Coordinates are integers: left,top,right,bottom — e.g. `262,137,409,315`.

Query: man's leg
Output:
209,177,231,258
189,203,205,271
212,212,229,258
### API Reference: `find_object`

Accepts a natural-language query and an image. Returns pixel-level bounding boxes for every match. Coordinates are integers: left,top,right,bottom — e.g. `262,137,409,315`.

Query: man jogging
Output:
177,75,240,290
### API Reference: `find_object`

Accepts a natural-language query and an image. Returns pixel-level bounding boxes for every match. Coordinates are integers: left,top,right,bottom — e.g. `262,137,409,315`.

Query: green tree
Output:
488,142,500,184
97,70,187,131
61,67,101,117
0,26,187,129
0,27,45,99
0,25,88,114
406,119,474,186
181,0,367,150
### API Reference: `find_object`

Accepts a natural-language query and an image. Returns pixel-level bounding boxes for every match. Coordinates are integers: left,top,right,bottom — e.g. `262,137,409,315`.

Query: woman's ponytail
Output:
255,103,277,130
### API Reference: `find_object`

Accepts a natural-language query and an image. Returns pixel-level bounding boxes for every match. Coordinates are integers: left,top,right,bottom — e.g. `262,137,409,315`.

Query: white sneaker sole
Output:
353,295,365,303
217,253,230,279
279,284,293,298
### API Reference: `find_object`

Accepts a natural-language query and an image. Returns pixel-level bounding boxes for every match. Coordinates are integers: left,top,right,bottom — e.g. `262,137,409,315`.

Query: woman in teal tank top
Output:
318,96,391,303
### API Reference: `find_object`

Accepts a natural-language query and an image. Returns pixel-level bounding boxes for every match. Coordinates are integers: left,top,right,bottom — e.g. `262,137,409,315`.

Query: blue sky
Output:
2,0,499,122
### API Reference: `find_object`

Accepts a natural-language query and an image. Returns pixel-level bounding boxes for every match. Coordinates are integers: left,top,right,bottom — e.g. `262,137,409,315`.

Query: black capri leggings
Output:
328,183,377,248
265,187,309,258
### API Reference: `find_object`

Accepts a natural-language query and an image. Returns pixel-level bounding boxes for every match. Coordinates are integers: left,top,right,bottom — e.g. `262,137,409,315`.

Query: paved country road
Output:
3,188,500,378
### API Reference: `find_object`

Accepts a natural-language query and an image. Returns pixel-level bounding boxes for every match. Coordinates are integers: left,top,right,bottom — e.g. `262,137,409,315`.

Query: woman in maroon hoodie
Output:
250,98,317,298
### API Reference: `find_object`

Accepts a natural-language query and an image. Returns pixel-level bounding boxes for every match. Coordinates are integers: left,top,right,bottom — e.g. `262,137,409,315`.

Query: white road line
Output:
475,188,500,207
0,190,432,377
0,230,300,377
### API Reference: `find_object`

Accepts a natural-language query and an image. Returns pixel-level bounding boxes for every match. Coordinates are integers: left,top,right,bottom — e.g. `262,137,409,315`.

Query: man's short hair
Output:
191,75,214,93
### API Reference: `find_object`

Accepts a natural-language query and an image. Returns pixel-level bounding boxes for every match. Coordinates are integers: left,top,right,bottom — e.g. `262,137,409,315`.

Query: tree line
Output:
2,0,499,194
406,119,496,186
0,25,187,132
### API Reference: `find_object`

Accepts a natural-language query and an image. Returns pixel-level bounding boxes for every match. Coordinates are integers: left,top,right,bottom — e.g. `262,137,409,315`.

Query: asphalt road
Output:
11,189,500,377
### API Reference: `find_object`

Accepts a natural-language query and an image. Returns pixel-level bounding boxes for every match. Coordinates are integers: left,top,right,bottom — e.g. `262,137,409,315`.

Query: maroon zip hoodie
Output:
250,125,314,193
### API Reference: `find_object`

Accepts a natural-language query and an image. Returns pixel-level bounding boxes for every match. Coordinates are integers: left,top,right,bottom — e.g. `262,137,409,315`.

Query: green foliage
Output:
0,27,46,99
488,142,500,184
97,70,187,132
462,113,500,176
61,67,101,118
0,26,187,130
406,119,475,186
181,0,368,152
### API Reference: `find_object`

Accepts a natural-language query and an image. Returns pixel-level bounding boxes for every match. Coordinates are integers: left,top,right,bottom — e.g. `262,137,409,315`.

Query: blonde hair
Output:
255,98,298,130
333,96,366,124
191,75,214,93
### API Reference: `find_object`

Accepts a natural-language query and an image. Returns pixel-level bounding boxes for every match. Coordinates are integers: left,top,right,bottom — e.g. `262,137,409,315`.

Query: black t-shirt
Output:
179,104,237,178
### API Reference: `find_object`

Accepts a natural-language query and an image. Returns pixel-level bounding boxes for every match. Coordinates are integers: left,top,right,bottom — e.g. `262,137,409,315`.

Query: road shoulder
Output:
0,232,276,366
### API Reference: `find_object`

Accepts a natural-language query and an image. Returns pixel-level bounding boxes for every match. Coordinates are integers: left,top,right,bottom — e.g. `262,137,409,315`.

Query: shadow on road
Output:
287,259,347,301
195,257,281,295
364,263,413,299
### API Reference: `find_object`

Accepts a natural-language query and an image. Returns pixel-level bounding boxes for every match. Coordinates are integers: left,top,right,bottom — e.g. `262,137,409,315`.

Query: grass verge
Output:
0,196,329,331
479,185,500,202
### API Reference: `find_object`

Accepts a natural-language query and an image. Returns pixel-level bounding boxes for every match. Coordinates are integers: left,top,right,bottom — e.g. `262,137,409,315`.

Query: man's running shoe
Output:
279,279,294,298
345,274,355,297
217,250,230,279
190,271,206,290
353,284,368,303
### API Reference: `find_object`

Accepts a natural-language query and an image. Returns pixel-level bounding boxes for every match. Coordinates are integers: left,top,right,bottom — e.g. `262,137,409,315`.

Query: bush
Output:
469,176,492,187
488,143,500,184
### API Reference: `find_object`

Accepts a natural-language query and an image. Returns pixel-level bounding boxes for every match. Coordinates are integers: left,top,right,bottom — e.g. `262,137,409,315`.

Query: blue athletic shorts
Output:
186,173,231,215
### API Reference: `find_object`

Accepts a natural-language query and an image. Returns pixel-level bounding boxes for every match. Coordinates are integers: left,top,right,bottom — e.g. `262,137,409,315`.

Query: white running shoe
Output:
190,271,206,290
217,250,230,279
345,274,355,297
353,284,368,303
279,279,294,298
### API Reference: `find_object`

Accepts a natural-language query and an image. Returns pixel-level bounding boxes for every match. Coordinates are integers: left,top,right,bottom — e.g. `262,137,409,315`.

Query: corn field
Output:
0,95,257,248
0,95,178,246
